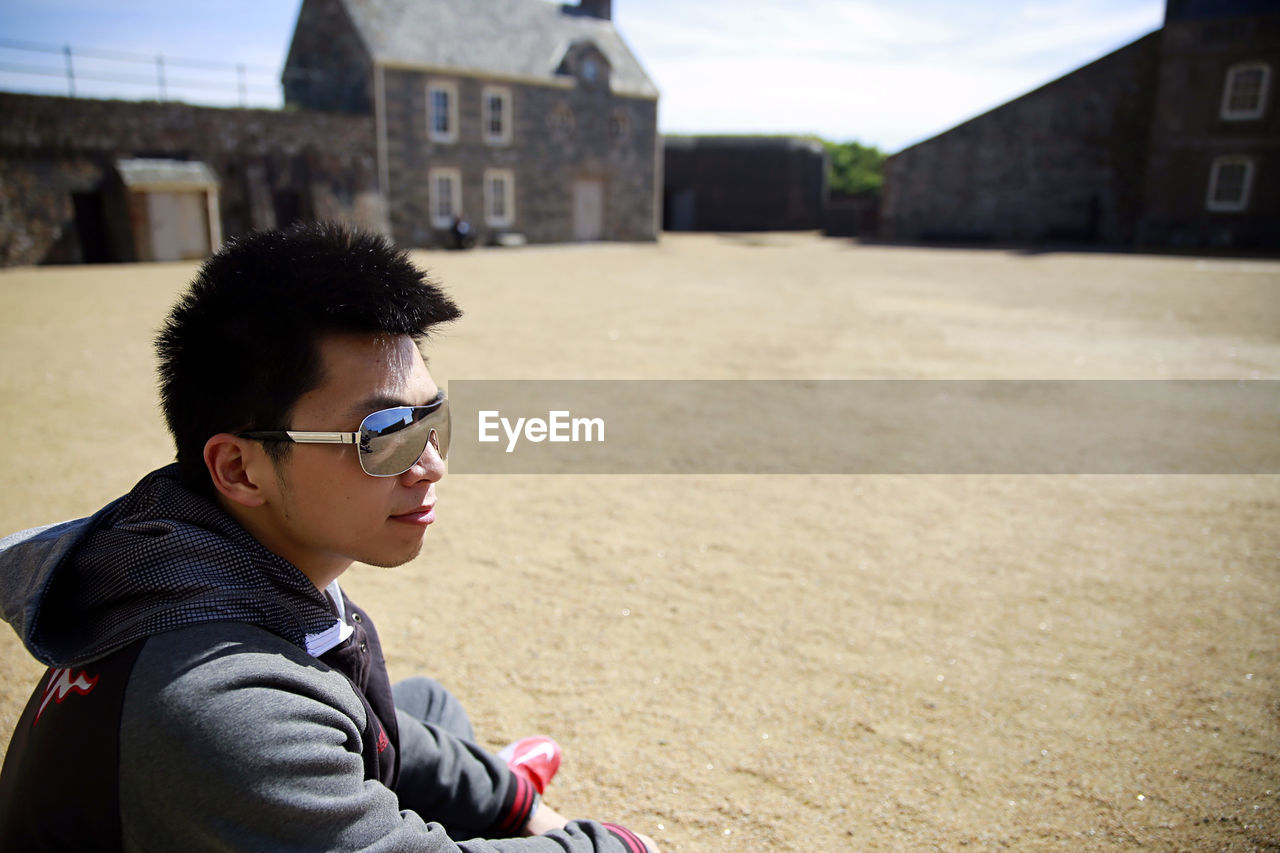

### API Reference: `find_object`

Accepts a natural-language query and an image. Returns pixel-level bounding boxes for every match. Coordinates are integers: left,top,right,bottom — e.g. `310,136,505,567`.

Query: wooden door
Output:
573,179,604,241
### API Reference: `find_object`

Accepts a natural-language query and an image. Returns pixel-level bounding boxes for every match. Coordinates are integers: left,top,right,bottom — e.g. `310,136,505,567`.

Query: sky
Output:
0,0,1166,152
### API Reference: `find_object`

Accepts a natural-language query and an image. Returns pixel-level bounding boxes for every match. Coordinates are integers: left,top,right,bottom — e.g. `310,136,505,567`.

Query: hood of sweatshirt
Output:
0,465,340,668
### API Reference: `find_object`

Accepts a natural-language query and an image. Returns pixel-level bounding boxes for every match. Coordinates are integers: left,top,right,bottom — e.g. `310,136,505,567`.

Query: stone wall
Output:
822,194,880,238
662,136,827,231
881,34,1161,246
380,67,659,248
0,92,380,267
1168,0,1280,20
1138,13,1280,248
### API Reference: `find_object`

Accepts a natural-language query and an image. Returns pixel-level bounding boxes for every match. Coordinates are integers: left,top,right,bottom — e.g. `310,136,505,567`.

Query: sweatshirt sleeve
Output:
395,706,542,836
119,625,646,853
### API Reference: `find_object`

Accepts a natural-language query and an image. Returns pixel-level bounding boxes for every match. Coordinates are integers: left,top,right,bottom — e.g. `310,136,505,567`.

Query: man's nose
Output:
403,431,446,483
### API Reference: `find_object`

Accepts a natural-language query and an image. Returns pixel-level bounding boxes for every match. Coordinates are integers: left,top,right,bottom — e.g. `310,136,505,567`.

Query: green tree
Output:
824,140,888,196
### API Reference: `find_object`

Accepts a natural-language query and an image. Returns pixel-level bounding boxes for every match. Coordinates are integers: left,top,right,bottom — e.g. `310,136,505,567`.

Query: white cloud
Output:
653,51,1034,148
625,0,1164,149
1,0,1166,150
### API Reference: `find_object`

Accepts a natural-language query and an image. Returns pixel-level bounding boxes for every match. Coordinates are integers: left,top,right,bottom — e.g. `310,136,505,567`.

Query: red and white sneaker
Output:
498,735,561,795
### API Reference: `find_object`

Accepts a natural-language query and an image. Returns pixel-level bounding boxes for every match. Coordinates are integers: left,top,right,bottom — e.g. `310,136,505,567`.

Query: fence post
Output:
0,39,288,106
63,44,74,96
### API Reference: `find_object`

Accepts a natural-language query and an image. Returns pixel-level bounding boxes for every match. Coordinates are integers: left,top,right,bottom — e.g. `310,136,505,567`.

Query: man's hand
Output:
523,802,570,835
523,805,662,852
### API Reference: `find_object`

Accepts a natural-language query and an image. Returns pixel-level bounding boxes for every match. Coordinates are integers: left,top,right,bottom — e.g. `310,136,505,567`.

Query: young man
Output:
0,224,657,852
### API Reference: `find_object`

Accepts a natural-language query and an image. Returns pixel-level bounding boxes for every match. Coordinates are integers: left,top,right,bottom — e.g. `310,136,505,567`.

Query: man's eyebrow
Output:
346,390,441,418
348,395,406,416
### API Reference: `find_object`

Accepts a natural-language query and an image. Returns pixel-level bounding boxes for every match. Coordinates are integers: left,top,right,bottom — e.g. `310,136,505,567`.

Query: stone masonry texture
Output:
380,67,658,248
882,34,1162,246
1138,13,1280,248
0,92,379,267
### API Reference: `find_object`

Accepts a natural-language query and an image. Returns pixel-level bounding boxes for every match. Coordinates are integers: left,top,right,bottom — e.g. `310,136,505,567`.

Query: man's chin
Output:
356,541,426,569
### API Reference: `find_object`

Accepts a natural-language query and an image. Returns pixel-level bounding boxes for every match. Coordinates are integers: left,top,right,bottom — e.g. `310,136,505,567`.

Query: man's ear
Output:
204,433,270,508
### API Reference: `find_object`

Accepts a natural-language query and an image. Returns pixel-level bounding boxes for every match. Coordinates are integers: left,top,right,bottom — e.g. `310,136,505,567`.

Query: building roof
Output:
1165,0,1280,21
340,0,658,98
664,135,826,154
115,158,219,190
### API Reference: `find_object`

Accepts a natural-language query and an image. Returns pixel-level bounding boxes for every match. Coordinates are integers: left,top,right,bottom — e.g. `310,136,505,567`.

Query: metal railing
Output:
0,37,315,108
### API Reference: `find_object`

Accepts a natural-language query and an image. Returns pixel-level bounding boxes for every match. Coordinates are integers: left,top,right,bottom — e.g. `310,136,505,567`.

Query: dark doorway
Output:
663,188,695,231
72,192,111,262
273,190,304,228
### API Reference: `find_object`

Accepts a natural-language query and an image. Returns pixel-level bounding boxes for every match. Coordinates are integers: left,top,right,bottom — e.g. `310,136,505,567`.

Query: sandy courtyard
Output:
0,233,1277,851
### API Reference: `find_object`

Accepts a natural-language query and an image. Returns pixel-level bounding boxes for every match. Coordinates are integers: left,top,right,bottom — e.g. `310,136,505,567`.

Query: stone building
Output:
0,93,381,267
284,0,661,248
662,136,827,232
882,0,1279,251
1139,0,1280,247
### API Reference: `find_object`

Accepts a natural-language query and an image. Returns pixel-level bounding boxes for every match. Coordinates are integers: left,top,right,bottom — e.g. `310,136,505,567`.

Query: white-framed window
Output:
427,80,458,143
1220,62,1270,120
482,85,512,145
429,167,462,228
484,169,515,228
1206,156,1254,212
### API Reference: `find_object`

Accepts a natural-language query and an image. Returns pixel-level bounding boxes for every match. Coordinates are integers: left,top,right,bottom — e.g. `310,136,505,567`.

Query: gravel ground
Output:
1,233,1277,851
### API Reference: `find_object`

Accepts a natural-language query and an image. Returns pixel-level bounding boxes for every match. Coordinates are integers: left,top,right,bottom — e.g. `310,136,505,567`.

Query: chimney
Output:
579,0,611,20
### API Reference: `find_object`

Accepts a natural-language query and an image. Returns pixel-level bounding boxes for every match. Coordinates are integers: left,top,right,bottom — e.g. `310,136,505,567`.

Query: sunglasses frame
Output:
238,391,449,477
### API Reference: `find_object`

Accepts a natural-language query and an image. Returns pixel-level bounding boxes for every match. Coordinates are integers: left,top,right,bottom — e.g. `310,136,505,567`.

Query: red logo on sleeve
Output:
34,668,100,725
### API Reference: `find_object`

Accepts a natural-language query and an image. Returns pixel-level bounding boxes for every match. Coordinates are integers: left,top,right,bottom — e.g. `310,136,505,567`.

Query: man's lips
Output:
391,504,435,525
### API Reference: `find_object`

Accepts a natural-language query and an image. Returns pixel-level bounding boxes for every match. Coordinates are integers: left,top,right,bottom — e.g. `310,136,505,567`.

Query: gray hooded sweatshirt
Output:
0,465,649,853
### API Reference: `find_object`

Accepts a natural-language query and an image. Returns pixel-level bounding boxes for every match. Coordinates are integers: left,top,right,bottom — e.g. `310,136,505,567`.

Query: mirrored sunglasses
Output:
239,392,450,477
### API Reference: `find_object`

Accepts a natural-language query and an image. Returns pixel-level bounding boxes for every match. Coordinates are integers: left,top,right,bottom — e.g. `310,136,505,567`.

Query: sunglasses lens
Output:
359,400,450,476
430,407,451,462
